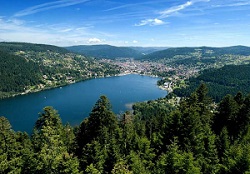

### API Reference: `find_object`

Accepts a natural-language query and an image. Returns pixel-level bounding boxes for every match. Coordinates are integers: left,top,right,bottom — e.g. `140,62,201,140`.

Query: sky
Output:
0,0,250,47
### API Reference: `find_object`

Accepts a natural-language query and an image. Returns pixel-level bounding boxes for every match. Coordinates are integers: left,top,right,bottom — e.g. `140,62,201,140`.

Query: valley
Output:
1,42,250,100
2,42,250,174
2,0,250,173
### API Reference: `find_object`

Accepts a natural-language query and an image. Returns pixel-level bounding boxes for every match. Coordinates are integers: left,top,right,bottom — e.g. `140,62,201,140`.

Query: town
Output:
100,58,200,92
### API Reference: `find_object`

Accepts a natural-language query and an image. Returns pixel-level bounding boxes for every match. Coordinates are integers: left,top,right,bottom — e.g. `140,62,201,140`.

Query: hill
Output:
173,63,250,101
66,45,169,59
65,44,144,59
0,42,120,99
0,50,42,98
0,42,69,54
130,46,168,55
139,46,250,66
140,45,250,60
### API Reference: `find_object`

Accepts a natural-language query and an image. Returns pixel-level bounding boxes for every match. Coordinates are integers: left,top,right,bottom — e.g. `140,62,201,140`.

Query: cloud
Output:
14,0,90,17
135,18,165,26
7,18,25,25
104,1,166,12
88,38,103,44
58,28,73,32
228,1,250,7
0,17,112,46
104,4,131,12
133,40,138,43
217,1,250,7
159,1,193,18
159,0,210,18
136,0,210,27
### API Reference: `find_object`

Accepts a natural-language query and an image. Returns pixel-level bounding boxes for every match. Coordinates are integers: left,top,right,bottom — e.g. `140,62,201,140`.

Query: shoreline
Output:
0,77,93,100
0,73,168,100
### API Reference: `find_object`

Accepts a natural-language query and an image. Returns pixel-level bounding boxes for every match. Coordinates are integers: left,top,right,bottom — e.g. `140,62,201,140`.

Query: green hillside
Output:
174,64,250,101
139,46,250,67
0,50,42,98
130,46,168,54
140,46,250,60
66,44,143,59
0,42,120,99
2,85,250,173
0,42,69,54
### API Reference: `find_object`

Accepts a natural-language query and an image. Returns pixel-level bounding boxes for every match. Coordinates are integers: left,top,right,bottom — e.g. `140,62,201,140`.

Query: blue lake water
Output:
0,74,167,133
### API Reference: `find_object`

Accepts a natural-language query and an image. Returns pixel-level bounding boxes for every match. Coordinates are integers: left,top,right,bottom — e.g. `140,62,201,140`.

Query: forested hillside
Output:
174,64,250,102
1,85,250,173
139,46,250,67
0,42,69,54
130,46,168,55
65,45,143,59
140,46,250,60
0,42,120,99
0,50,42,98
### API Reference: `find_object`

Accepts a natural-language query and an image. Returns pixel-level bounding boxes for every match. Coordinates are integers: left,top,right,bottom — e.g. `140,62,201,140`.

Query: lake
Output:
0,74,167,133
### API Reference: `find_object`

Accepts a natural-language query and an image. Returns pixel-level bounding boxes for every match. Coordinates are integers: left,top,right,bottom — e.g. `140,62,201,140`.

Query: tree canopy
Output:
2,87,250,173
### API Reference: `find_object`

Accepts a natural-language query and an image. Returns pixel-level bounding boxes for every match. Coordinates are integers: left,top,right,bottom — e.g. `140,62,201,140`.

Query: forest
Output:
0,50,42,98
1,84,250,173
174,64,250,102
65,45,143,59
140,46,250,61
0,42,120,99
0,42,69,54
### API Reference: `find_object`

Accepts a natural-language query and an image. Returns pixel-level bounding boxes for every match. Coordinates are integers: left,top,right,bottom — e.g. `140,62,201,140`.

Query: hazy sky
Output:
1,0,250,47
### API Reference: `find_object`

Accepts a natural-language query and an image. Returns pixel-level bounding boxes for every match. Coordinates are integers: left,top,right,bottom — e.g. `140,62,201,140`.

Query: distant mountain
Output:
130,46,169,55
0,42,69,54
65,44,144,59
65,45,168,59
139,46,250,61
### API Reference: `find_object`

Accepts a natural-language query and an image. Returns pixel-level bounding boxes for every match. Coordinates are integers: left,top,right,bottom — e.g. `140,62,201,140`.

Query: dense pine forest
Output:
1,84,250,173
174,64,250,102
0,50,42,95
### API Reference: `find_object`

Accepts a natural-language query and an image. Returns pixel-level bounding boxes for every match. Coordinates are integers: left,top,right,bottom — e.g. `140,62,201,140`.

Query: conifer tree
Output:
0,117,33,173
77,96,120,172
155,140,201,174
31,107,80,173
214,94,239,139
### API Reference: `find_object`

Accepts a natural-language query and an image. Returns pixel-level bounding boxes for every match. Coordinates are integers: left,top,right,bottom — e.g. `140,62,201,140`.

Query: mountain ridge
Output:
139,45,250,60
65,44,168,59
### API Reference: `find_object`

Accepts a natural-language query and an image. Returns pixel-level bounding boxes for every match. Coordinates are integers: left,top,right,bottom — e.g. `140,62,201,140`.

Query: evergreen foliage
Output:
0,50,42,93
174,64,250,102
140,45,250,61
2,86,250,173
65,45,143,59
0,42,120,99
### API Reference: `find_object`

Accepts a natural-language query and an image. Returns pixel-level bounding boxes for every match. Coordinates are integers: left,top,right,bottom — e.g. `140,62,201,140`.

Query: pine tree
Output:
0,117,34,173
0,116,17,173
214,94,239,139
31,106,80,173
76,96,120,172
76,96,118,152
238,94,250,137
155,140,201,174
